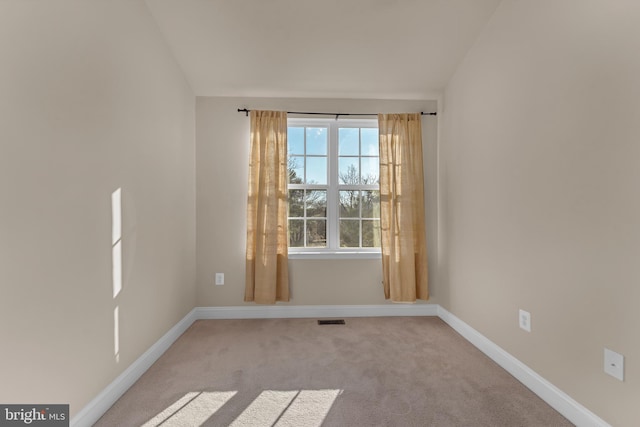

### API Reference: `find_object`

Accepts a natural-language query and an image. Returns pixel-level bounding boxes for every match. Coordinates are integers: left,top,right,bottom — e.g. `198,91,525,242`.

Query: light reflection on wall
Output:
113,306,119,363
111,188,122,298
112,188,122,363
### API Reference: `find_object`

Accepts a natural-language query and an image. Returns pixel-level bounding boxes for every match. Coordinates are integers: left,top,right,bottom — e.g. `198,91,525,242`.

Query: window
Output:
287,119,380,256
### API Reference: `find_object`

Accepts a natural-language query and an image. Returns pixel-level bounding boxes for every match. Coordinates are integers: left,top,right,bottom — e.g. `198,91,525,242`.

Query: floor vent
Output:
317,319,346,325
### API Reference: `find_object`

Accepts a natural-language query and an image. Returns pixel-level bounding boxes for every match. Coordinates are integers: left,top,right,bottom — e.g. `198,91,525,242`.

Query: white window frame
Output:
288,118,381,259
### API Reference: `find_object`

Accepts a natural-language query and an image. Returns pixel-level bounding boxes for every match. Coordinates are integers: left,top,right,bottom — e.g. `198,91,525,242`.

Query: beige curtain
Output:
378,113,428,302
245,110,290,304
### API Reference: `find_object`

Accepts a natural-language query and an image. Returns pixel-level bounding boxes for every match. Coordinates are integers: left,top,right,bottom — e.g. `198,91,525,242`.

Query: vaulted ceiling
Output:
145,0,501,99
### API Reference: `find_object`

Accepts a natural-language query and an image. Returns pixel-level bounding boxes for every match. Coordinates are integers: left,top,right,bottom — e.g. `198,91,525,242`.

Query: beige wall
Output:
440,1,640,425
196,97,438,306
0,1,196,417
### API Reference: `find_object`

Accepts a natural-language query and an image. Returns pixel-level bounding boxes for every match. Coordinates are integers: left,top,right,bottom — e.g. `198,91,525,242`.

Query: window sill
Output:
288,251,382,260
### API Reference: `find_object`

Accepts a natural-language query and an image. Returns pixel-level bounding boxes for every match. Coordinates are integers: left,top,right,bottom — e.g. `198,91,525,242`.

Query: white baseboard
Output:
70,304,435,426
70,308,198,427
196,303,438,319
72,304,610,427
437,306,610,427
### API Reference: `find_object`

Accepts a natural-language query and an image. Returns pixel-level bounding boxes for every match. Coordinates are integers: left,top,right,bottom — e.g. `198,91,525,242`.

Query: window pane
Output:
361,157,379,184
289,219,304,247
288,155,304,184
287,121,381,252
306,190,326,217
340,220,360,248
306,220,326,247
361,128,379,156
306,157,327,184
338,128,359,155
339,190,360,218
306,128,327,155
338,157,359,185
361,190,380,218
288,127,304,154
288,190,304,217
362,220,381,247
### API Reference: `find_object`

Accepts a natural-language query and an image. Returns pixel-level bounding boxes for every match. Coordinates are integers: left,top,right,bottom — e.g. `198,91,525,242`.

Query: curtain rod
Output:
237,108,437,118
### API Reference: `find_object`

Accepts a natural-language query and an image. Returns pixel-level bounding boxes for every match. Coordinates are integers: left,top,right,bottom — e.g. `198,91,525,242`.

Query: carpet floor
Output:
95,317,573,426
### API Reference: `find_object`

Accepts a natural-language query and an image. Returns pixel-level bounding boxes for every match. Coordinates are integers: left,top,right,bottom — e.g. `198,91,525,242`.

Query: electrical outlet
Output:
519,309,531,332
215,273,224,285
604,348,624,381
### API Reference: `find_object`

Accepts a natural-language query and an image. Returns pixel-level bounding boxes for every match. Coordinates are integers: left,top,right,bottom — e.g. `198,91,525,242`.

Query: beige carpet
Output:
95,317,573,426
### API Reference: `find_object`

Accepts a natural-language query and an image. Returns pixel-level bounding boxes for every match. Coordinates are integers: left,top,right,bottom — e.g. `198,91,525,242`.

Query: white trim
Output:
71,305,435,425
288,118,382,252
196,304,438,319
288,251,381,260
70,308,198,427
437,306,611,427
72,303,611,427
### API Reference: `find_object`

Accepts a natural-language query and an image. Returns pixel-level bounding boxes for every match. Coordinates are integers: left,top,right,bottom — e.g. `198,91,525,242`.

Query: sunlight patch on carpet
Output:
229,390,297,427
273,389,342,427
142,391,237,427
229,389,342,427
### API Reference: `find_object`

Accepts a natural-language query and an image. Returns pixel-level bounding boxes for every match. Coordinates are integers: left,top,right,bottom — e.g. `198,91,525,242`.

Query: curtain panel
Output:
245,110,290,304
378,113,428,302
